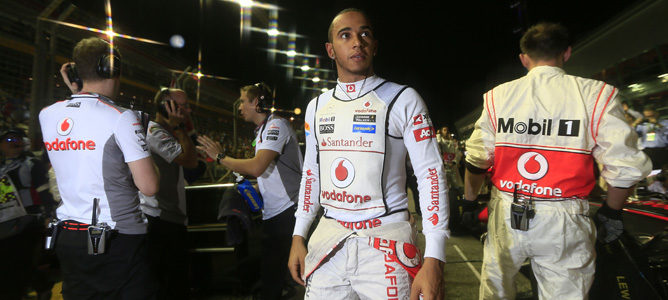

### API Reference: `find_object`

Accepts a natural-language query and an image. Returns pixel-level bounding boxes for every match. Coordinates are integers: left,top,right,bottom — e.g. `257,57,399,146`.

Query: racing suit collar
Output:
334,75,383,100
528,65,566,76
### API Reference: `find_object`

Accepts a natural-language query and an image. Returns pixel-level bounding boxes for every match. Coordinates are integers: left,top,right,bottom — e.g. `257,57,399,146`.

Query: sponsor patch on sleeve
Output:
267,129,280,136
267,136,278,141
412,113,430,126
413,126,435,142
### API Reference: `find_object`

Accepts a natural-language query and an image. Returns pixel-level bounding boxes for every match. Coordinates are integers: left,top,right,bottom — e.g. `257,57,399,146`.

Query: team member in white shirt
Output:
464,23,651,299
197,83,303,299
40,37,159,299
287,8,448,300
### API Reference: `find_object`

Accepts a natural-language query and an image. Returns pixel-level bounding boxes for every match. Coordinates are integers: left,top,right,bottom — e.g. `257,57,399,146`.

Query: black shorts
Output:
55,225,157,300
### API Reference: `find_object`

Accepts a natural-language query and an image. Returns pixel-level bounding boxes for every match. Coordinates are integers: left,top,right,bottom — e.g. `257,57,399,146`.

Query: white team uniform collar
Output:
527,65,566,76
334,75,383,100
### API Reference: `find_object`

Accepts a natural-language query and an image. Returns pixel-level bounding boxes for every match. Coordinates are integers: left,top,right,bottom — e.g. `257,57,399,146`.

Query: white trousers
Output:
305,236,413,300
479,190,596,300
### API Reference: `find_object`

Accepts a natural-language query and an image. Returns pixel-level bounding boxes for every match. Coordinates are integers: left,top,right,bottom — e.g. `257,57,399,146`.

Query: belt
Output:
327,210,409,231
60,220,90,231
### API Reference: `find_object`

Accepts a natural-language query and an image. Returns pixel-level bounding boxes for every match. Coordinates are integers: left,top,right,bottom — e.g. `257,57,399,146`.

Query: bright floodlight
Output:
239,0,253,8
312,77,320,83
300,65,310,72
267,28,279,37
170,35,185,48
294,108,302,115
321,88,328,92
659,73,668,82
196,72,203,79
104,30,115,38
286,50,296,57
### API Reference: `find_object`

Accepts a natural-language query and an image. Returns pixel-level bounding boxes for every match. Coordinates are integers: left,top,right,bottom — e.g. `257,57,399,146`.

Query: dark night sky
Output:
70,0,642,129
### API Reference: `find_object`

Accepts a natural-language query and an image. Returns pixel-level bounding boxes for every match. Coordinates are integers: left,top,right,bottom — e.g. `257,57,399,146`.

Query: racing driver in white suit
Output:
288,8,449,300
464,23,651,299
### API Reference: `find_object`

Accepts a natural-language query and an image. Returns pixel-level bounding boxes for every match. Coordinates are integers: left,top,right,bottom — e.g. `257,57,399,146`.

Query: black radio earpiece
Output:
96,47,121,79
253,82,273,112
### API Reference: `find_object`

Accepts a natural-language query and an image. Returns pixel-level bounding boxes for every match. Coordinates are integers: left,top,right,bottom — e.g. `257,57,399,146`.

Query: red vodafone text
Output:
44,138,96,151
321,189,371,203
337,218,381,230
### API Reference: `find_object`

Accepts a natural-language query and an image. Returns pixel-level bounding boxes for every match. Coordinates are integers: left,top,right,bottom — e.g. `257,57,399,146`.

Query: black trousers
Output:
146,216,189,300
260,205,296,300
55,228,157,300
0,220,46,300
643,147,668,170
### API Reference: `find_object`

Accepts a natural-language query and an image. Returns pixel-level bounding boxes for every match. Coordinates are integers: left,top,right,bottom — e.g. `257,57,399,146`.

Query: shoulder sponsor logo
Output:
346,84,355,93
319,116,336,123
412,113,430,126
304,122,311,136
267,129,280,136
319,124,335,134
66,102,81,108
330,157,355,188
267,136,278,141
269,124,280,129
352,124,376,134
413,126,435,142
320,136,374,148
497,118,580,137
353,114,376,123
57,118,73,136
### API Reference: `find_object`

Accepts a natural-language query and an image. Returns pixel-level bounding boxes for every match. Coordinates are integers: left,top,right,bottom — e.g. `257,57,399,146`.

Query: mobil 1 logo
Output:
497,117,580,137
557,119,580,137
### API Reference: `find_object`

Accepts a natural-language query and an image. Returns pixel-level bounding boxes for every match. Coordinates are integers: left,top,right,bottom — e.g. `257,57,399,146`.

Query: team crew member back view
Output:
39,37,159,299
464,23,652,299
197,83,303,299
287,8,449,300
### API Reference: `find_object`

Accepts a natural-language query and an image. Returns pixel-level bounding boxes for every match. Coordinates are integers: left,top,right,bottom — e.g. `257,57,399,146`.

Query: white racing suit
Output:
294,76,448,299
466,66,651,299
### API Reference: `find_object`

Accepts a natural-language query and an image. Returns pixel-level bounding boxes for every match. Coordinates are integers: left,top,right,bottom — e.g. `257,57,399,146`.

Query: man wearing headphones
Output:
40,37,159,299
139,88,198,299
197,83,303,299
287,8,448,300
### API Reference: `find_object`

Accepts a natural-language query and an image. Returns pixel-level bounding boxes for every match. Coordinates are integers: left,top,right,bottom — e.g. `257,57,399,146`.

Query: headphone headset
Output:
96,47,121,79
253,82,273,112
154,87,172,118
